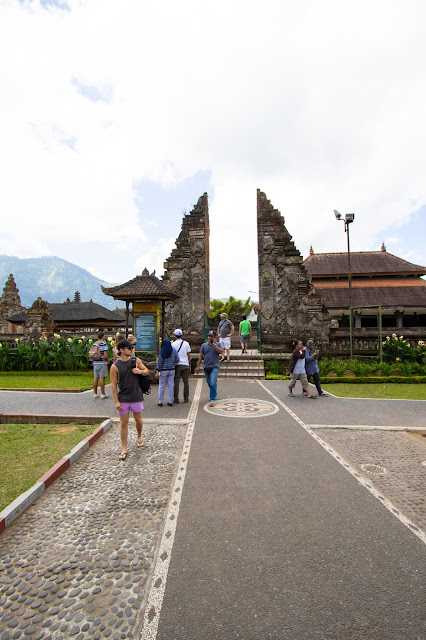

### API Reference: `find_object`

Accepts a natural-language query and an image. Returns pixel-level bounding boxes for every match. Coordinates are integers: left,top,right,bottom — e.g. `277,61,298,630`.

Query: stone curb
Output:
0,413,109,424
0,418,112,534
0,387,90,392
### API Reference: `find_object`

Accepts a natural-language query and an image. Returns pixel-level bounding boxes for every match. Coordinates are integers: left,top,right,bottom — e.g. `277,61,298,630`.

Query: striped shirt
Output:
93,341,108,366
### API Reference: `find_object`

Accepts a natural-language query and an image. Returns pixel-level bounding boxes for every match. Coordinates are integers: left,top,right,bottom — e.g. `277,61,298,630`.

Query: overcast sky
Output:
1,0,425,301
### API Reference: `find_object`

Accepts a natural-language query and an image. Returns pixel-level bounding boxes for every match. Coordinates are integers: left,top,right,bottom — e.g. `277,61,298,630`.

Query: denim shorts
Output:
117,401,144,415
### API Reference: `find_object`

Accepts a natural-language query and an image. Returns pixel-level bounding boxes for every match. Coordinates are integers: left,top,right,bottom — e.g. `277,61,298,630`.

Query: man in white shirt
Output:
171,329,191,403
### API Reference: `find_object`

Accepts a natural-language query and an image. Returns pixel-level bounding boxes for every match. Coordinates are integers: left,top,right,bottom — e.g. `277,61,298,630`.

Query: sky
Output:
1,0,425,302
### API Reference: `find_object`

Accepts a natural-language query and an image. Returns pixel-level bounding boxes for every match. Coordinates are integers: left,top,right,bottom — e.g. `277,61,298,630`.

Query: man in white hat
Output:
218,312,234,363
171,329,191,403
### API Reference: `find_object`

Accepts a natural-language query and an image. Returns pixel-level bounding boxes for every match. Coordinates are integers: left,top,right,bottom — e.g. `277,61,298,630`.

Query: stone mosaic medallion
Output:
360,463,388,476
148,453,177,467
204,398,279,418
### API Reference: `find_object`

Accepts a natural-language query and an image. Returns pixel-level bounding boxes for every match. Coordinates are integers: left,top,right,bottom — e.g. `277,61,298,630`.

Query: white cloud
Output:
0,0,425,298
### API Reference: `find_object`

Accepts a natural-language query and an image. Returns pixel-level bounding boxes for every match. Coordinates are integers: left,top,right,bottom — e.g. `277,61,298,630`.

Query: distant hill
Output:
0,255,118,309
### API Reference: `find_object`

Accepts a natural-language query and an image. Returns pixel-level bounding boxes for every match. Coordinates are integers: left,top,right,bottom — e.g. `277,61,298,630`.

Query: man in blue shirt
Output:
195,331,224,406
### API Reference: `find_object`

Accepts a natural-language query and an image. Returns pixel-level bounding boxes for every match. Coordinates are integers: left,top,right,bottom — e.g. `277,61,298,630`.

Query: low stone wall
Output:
328,328,426,356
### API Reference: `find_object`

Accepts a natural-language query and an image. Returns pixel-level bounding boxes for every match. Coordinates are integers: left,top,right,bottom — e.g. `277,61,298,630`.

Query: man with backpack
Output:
110,339,149,460
90,331,110,399
171,329,191,403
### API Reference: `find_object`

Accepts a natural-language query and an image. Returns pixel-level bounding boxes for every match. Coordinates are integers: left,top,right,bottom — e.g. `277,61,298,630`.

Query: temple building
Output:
304,244,426,337
257,190,330,352
0,274,25,336
162,193,210,347
7,296,125,335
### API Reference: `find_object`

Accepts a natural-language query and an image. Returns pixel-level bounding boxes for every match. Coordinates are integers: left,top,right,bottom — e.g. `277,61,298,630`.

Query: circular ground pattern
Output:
360,463,388,476
204,398,279,418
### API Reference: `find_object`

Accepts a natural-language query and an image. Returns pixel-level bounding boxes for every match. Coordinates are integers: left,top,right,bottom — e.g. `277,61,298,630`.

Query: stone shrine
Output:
24,297,56,341
0,274,25,335
257,189,330,351
162,193,210,347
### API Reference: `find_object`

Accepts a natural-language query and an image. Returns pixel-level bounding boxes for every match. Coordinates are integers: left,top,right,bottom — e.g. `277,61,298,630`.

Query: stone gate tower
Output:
162,193,210,348
257,189,329,351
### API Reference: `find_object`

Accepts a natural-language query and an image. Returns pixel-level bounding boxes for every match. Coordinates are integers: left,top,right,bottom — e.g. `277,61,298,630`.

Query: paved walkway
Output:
0,380,425,640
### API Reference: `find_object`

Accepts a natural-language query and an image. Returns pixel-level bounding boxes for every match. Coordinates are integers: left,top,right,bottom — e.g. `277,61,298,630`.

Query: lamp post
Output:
334,210,355,359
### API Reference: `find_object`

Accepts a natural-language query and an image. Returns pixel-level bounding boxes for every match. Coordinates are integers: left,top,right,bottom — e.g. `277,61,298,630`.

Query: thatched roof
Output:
101,268,180,301
8,301,124,324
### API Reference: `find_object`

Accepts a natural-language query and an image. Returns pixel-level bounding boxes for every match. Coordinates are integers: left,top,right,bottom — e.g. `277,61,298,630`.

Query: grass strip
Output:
0,372,109,389
0,423,96,511
321,383,426,400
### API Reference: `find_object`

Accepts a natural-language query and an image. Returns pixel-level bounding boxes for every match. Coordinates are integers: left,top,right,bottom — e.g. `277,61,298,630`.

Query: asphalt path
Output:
266,379,426,428
147,379,425,640
2,381,425,429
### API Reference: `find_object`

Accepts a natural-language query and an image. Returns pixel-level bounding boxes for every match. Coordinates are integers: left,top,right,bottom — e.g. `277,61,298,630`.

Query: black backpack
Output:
131,356,151,395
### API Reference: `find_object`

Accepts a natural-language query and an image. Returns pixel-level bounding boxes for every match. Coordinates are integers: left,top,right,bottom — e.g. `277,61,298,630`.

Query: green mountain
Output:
0,255,117,309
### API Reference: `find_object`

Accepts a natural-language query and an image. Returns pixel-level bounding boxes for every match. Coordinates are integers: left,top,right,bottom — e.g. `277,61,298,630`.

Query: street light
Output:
334,210,355,359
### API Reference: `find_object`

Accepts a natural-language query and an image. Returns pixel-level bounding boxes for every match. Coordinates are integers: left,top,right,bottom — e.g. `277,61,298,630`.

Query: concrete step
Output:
194,364,265,380
192,348,265,378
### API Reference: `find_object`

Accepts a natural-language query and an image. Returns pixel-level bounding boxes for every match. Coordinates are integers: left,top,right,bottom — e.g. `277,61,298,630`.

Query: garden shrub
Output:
382,335,425,364
0,335,114,372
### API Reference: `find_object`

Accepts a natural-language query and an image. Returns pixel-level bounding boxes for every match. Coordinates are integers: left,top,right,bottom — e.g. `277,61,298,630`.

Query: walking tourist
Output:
112,333,126,363
288,339,316,398
304,339,327,396
156,339,179,406
172,329,191,403
92,331,110,399
110,339,149,460
238,314,251,354
218,312,234,363
195,330,224,407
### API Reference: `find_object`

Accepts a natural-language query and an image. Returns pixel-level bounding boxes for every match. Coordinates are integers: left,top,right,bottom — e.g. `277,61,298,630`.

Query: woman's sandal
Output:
137,441,145,448
119,452,127,461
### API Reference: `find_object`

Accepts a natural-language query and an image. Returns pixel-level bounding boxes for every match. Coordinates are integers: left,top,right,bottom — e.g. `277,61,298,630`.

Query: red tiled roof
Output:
304,251,426,277
314,277,426,289
318,286,426,309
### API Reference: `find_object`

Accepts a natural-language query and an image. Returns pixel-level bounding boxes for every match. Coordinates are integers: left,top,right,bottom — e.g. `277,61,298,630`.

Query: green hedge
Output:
265,373,426,384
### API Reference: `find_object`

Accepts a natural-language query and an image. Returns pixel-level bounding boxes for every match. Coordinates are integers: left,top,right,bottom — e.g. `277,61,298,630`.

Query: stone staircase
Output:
194,348,265,379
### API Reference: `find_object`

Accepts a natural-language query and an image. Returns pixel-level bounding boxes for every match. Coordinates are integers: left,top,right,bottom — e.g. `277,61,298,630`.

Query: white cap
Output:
173,329,183,336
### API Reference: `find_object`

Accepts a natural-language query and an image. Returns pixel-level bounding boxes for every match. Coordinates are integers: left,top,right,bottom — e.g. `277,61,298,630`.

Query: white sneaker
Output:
94,394,99,399
101,393,109,399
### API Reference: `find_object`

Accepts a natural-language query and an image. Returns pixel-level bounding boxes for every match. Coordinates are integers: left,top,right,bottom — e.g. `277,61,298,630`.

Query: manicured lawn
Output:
0,423,97,511
322,383,426,400
0,371,109,389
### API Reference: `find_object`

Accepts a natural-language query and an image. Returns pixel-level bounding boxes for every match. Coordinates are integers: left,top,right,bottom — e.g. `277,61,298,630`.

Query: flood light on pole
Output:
334,210,356,358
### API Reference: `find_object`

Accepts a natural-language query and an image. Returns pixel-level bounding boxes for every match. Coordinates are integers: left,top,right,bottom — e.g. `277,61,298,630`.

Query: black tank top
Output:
114,358,144,403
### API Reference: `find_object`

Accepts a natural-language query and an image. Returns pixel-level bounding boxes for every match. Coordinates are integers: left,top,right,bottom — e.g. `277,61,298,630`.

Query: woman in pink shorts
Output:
110,339,149,460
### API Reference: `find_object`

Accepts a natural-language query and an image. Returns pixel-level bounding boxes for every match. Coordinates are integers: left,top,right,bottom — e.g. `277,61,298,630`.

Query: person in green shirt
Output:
239,315,251,354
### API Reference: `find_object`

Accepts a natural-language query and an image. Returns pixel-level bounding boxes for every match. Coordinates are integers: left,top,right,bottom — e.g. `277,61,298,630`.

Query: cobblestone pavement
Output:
313,428,426,532
0,419,188,640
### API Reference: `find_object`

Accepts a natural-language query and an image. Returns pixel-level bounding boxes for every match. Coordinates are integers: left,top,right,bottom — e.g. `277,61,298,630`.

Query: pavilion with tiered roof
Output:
101,268,180,351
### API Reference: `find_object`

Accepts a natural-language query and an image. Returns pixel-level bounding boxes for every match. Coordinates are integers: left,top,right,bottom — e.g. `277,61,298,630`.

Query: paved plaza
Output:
0,380,425,639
